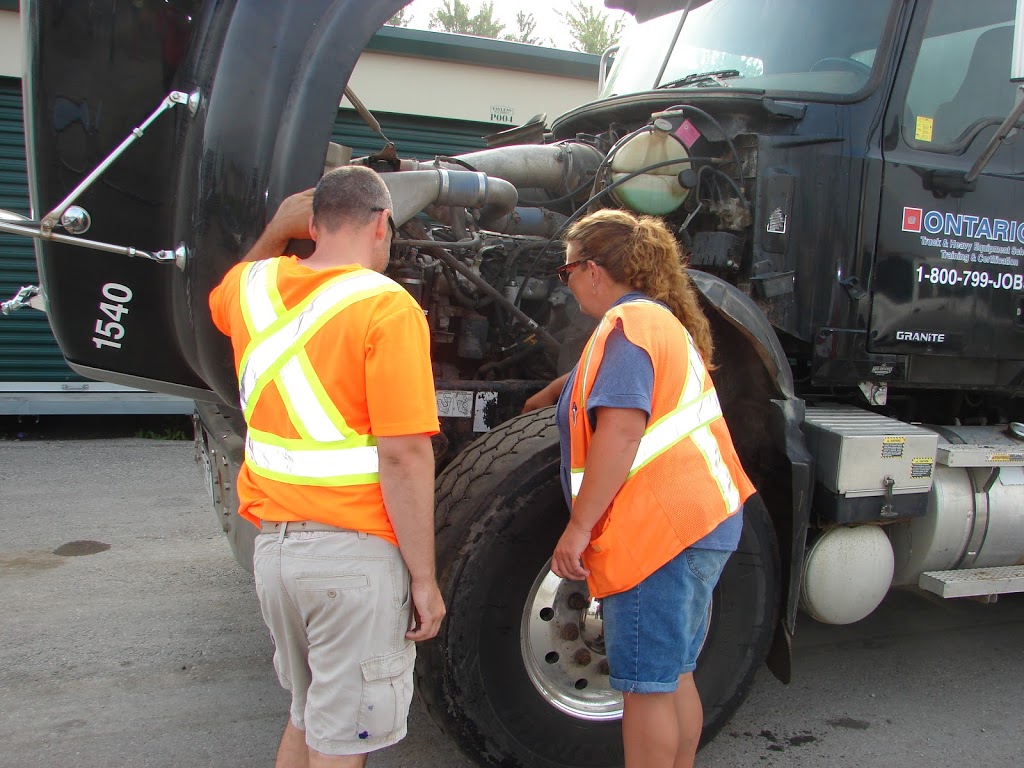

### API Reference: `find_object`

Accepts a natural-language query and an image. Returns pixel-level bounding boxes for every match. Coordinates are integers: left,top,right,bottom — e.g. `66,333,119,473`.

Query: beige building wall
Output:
0,11,19,78
347,50,598,126
0,12,597,126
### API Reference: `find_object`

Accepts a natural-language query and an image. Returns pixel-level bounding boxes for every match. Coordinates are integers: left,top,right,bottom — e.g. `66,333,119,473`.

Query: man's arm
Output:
377,434,446,642
242,189,314,262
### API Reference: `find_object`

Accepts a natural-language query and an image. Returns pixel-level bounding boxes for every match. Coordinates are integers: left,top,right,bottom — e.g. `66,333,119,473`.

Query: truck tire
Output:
416,409,781,767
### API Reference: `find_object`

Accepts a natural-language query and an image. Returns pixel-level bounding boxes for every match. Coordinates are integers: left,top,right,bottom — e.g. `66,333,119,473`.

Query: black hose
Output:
665,104,745,187
432,247,559,347
436,156,479,172
475,339,542,379
512,154,720,307
707,167,747,208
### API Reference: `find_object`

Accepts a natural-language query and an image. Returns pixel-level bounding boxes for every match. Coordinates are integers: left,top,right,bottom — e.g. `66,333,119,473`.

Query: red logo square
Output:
902,207,923,233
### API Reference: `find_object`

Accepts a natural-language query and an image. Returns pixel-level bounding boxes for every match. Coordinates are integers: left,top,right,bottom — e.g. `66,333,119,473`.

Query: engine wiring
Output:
663,104,747,195
513,154,724,307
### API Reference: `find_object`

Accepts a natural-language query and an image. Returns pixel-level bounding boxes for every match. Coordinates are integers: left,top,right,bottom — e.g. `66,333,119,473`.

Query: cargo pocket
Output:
355,642,416,742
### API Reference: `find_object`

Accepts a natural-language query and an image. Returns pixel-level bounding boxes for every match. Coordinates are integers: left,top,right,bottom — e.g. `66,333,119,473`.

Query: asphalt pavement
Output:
1,433,1022,768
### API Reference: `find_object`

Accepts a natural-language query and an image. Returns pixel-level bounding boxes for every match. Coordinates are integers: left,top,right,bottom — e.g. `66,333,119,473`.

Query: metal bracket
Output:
879,476,897,519
1,285,44,316
858,381,888,406
0,90,200,271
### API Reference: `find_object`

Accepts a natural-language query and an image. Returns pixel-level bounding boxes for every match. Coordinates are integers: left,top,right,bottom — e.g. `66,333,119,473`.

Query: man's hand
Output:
377,434,444,641
550,519,592,581
242,188,314,262
406,578,446,641
265,189,314,243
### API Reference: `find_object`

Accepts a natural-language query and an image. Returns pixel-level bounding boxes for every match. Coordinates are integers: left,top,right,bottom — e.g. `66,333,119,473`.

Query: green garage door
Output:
0,79,186,414
0,78,82,386
0,95,494,412
332,109,492,161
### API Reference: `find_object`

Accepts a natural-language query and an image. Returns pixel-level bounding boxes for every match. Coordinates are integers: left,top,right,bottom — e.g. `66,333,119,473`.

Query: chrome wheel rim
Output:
519,562,623,721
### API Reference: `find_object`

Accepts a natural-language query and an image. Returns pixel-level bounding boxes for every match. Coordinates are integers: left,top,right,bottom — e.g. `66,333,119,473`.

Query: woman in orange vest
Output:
527,209,754,768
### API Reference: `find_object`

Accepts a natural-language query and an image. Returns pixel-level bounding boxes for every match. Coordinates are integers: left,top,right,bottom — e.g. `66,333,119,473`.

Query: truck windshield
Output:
602,0,896,99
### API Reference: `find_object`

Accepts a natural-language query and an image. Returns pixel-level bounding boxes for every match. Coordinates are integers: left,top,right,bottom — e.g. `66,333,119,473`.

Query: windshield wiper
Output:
658,69,742,89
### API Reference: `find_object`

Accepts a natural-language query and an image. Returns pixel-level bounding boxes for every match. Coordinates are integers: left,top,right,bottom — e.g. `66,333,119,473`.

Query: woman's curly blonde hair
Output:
564,209,714,366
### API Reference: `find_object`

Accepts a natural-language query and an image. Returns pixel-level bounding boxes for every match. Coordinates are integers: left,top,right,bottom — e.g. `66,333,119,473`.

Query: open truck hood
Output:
606,0,712,23
23,0,409,404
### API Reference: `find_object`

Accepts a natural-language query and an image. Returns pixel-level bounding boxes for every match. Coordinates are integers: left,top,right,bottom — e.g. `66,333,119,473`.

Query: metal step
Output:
919,566,1024,598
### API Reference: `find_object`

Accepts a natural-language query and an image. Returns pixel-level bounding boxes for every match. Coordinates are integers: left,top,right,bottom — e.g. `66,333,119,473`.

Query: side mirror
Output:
966,0,1024,183
599,44,620,95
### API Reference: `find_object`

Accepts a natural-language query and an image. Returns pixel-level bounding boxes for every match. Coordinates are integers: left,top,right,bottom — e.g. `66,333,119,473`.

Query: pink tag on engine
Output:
675,119,702,148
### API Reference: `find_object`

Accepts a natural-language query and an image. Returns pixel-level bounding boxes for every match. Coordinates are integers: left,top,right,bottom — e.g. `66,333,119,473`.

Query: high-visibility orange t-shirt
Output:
209,256,439,545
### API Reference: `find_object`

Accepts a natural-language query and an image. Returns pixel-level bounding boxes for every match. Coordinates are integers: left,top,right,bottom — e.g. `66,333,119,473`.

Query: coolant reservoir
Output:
609,128,690,215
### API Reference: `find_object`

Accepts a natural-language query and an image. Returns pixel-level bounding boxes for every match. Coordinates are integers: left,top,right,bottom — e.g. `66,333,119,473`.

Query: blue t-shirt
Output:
555,293,742,552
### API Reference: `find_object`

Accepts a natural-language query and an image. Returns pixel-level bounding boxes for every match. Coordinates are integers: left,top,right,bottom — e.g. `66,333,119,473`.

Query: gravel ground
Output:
1,434,1021,768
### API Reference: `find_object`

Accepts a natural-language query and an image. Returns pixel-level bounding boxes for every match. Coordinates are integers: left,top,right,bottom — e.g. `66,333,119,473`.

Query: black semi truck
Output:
6,1,1024,766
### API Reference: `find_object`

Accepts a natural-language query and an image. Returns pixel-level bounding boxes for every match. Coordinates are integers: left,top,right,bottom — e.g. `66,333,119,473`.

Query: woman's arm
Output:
521,372,570,413
550,406,647,580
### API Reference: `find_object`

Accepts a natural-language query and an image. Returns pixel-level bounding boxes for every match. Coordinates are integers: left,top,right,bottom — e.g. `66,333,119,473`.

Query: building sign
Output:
490,105,515,124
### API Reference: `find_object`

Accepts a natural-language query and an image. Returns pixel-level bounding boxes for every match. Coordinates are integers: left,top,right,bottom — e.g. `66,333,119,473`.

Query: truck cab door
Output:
872,0,1024,383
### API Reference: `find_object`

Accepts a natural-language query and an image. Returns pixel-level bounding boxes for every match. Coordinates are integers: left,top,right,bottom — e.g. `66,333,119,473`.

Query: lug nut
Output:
567,592,587,610
574,649,592,666
598,659,610,675
561,623,580,641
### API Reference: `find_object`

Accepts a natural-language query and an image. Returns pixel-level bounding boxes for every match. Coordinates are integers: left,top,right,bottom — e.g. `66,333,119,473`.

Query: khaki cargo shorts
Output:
253,527,414,755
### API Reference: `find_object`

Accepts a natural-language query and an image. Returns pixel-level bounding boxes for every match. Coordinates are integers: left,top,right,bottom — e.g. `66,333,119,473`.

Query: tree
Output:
504,11,541,45
386,8,413,27
429,0,505,39
559,0,624,54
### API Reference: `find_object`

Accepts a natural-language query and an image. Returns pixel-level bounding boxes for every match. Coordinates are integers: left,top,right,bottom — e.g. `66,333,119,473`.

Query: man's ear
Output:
307,215,317,242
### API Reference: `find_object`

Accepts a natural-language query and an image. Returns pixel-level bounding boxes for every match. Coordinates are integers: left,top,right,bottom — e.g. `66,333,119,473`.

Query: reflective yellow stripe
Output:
241,261,321,439
240,260,358,440
578,316,607,408
277,356,345,441
263,259,287,320
570,468,584,500
244,431,380,486
245,427,375,450
238,268,363,408
570,390,723,495
243,259,282,332
690,425,741,511
239,271,399,420
235,263,395,486
627,390,723,477
295,349,354,438
680,334,705,406
572,301,723,500
238,262,260,338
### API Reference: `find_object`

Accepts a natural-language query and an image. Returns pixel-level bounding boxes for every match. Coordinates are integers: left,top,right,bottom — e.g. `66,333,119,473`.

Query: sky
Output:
396,0,634,50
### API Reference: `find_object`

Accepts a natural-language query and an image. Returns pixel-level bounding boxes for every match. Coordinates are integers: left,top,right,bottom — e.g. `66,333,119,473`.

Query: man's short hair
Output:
312,166,393,233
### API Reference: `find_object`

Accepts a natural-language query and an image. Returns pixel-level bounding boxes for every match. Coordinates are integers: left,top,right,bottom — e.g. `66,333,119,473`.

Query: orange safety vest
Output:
569,299,755,597
210,257,438,545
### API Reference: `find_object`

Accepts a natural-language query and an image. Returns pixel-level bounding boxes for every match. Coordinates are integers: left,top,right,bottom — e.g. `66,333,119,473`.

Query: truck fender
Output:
689,271,814,662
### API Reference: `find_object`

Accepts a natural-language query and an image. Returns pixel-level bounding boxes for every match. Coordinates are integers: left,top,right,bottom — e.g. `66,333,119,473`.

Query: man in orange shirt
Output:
209,166,445,768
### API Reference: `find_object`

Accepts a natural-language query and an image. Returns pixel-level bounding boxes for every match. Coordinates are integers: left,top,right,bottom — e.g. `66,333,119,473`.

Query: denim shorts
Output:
602,547,731,694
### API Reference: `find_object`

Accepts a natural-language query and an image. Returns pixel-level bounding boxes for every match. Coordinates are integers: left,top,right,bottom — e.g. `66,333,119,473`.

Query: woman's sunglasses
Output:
555,257,597,285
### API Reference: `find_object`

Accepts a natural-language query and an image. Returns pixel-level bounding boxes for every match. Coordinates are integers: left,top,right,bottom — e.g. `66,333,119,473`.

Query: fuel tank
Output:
24,0,409,404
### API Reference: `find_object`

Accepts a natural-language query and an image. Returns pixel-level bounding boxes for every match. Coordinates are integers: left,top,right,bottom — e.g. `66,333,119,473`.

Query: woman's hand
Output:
521,373,570,413
550,520,592,581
